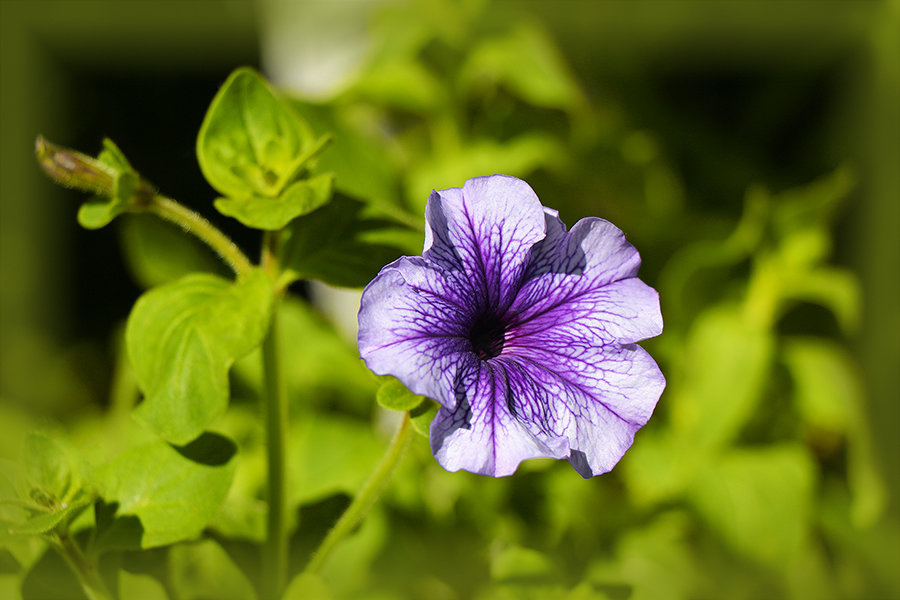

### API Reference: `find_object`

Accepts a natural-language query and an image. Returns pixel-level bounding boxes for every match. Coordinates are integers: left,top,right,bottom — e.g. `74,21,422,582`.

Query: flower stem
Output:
53,533,113,600
303,412,412,575
261,231,289,600
147,194,253,277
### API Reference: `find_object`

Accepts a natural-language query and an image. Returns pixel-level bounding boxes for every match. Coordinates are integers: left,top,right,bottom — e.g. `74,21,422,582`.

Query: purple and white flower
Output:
358,175,664,477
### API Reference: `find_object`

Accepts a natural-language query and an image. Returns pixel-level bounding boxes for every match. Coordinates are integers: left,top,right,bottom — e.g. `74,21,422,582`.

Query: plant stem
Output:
54,532,114,600
261,231,289,600
303,412,412,575
147,194,253,276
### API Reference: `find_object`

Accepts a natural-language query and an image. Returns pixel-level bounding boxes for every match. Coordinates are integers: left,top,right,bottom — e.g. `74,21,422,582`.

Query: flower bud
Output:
35,135,116,196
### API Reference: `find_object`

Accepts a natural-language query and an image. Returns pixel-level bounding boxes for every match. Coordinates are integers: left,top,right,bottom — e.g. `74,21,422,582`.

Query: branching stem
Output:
53,533,113,600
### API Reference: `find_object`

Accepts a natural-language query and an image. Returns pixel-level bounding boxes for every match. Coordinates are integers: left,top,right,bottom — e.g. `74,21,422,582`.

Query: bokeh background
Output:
1,0,898,598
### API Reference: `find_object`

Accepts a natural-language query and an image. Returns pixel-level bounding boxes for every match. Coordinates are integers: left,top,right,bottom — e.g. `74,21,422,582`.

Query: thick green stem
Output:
261,231,289,600
54,533,114,600
304,412,412,575
148,195,253,276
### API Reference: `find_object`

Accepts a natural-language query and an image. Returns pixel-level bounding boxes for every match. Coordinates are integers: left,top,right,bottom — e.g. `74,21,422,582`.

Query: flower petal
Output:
424,175,547,312
508,342,665,477
524,215,643,285
509,215,662,345
358,256,474,408
430,359,570,477
509,277,662,347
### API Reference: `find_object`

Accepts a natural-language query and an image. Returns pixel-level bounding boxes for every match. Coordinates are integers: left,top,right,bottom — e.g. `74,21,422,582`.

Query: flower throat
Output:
469,312,505,360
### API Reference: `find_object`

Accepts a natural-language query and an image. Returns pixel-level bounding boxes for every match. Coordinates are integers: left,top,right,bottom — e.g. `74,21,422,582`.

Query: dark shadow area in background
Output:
56,63,261,346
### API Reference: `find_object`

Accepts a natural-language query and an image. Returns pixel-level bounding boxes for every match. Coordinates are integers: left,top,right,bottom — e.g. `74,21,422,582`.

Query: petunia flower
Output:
358,175,664,477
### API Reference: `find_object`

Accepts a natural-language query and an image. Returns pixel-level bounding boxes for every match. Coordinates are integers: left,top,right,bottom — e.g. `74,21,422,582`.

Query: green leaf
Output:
77,196,129,229
490,545,557,582
689,445,816,567
6,493,92,536
21,432,82,507
352,61,443,113
213,172,334,230
410,400,439,437
119,215,228,288
289,102,403,217
459,23,585,111
127,270,272,444
119,571,168,600
76,139,144,229
289,414,384,506
282,193,413,288
283,573,332,600
587,512,696,600
94,433,237,549
375,376,425,412
784,337,887,526
405,133,568,214
169,539,256,600
670,306,774,449
197,67,313,198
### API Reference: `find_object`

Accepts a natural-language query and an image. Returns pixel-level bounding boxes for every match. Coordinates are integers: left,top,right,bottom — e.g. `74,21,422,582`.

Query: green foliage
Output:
126,270,272,444
197,68,315,199
282,193,415,288
76,140,141,229
94,433,237,550
214,172,335,231
375,376,426,412
19,2,897,599
197,67,336,234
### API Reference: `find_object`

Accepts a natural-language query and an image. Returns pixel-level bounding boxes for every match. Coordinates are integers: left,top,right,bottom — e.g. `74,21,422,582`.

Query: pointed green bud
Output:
35,135,116,196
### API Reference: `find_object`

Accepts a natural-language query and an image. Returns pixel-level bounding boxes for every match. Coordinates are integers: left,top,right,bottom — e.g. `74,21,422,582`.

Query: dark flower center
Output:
469,312,506,360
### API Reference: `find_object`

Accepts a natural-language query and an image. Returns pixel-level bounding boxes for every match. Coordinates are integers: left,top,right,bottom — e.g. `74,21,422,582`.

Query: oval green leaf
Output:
197,67,312,198
126,270,272,444
95,433,237,549
375,376,425,412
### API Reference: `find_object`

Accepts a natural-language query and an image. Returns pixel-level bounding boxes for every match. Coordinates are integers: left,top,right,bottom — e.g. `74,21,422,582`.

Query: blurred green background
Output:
1,0,898,598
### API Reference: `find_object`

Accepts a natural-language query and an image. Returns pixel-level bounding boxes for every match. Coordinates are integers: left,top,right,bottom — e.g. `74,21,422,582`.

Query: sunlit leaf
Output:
784,338,886,526
214,172,334,230
587,512,696,600
76,139,141,229
127,270,272,444
289,414,384,506
670,306,774,448
94,433,237,549
405,133,568,213
169,539,256,600
21,432,82,507
459,23,585,111
689,444,816,566
375,376,425,412
197,67,313,198
490,544,556,582
283,573,332,600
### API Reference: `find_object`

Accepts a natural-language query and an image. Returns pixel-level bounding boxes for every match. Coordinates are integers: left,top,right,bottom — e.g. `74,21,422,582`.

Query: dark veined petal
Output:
358,256,475,409
507,342,665,477
424,175,547,312
430,359,570,477
508,277,662,347
508,215,662,346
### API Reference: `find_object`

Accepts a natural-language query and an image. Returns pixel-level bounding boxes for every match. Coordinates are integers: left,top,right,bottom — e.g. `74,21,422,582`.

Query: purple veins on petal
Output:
358,174,665,478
